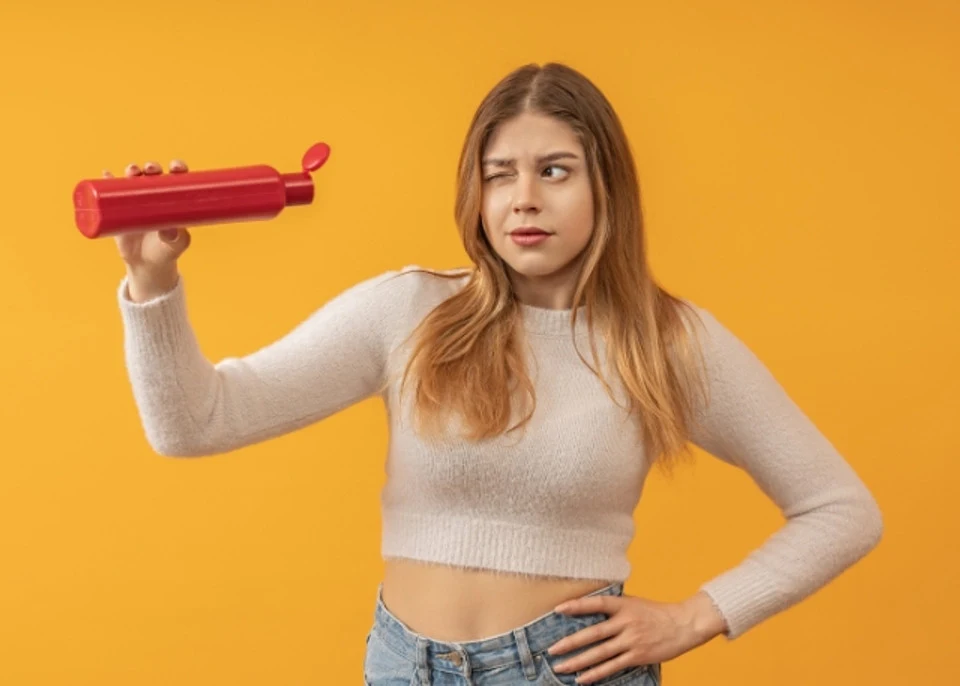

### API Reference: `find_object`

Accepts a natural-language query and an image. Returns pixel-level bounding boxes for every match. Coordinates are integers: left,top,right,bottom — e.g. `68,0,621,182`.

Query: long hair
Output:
398,62,709,473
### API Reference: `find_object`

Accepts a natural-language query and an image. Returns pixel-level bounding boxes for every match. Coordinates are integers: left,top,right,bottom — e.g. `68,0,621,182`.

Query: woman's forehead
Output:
485,114,583,159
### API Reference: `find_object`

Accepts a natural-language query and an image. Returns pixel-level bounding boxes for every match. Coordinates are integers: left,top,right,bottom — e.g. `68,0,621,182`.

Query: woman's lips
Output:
510,231,551,246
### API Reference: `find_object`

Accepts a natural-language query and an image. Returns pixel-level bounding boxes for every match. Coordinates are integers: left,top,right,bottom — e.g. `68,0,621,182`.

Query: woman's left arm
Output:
544,305,882,685
683,304,884,640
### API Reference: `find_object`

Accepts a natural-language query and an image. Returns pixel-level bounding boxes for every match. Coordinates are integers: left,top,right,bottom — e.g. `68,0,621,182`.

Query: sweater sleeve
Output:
117,269,408,457
684,305,884,640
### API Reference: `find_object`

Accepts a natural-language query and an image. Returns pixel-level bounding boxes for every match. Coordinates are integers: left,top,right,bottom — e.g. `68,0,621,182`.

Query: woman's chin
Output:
507,260,575,281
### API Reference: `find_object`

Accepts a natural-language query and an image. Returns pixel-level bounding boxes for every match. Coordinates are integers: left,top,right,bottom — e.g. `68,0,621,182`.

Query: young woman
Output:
110,63,883,685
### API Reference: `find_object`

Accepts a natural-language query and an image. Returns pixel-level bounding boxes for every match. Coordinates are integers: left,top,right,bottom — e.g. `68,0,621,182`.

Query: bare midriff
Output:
380,558,613,642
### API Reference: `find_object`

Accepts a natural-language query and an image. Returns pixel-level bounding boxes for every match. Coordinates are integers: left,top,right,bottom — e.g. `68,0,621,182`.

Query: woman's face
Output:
480,112,595,308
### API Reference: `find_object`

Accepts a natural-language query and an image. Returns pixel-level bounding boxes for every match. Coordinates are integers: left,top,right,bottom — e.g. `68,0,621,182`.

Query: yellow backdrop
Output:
1,0,956,684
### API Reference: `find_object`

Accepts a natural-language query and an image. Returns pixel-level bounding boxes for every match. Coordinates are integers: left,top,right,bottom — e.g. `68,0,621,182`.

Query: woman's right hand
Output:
104,159,192,302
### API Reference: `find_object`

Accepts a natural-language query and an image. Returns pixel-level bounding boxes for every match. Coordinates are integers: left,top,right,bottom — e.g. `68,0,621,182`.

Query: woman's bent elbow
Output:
857,494,885,556
146,432,218,458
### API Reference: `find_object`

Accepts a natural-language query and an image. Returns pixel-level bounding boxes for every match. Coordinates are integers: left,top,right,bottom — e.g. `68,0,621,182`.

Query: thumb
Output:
158,227,191,252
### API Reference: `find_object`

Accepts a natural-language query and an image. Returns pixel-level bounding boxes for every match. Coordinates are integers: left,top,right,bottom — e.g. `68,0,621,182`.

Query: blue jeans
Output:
363,581,662,685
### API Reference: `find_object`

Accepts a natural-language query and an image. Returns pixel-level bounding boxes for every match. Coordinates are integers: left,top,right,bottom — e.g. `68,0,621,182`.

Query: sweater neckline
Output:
519,302,591,337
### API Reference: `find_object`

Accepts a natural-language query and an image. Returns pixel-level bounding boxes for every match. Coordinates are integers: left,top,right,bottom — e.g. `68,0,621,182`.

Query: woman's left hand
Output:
547,591,728,685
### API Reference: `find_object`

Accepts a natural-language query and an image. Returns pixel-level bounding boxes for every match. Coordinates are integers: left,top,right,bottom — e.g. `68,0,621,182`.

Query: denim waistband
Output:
370,580,625,682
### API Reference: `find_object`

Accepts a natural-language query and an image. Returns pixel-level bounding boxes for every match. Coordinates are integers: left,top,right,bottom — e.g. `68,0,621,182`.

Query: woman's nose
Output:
512,175,542,213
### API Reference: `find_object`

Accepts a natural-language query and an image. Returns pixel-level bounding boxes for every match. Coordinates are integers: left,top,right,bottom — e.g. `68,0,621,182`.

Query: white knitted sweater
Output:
117,265,883,639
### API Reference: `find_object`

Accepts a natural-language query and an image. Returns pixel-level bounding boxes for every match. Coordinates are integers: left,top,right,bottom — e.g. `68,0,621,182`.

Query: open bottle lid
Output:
302,142,331,172
283,142,332,206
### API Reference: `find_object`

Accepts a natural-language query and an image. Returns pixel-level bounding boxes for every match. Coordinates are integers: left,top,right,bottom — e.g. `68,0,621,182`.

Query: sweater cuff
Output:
698,562,785,640
117,274,195,359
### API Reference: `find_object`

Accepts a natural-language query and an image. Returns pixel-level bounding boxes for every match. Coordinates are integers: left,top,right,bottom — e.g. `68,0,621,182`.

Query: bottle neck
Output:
281,172,314,206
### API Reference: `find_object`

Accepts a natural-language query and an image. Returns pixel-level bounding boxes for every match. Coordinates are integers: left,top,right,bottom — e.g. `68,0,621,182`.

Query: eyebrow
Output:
481,151,580,167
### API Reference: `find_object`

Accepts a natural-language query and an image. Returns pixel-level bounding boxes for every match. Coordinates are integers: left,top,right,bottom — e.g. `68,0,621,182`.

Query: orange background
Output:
1,1,957,684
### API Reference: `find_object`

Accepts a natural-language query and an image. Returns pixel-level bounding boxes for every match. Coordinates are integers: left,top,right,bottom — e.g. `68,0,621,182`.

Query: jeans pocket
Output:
537,650,655,686
363,630,418,686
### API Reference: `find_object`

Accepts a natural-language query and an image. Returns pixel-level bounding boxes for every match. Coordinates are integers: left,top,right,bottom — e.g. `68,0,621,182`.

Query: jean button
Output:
437,650,462,666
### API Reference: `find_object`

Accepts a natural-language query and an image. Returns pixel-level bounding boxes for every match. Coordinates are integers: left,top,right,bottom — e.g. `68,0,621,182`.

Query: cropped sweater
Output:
116,265,883,639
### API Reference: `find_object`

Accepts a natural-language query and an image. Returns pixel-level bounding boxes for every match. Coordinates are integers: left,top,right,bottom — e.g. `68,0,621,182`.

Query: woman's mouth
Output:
510,228,552,246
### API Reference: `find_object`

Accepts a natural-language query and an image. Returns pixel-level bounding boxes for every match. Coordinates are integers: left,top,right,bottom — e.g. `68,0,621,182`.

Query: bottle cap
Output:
302,142,331,172
283,142,331,206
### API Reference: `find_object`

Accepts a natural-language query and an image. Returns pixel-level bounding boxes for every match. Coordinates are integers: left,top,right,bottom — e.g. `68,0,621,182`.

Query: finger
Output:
124,163,143,177
142,161,162,175
573,651,639,686
549,619,619,657
550,631,630,674
555,595,618,617
113,232,136,247
169,159,189,173
159,227,191,252
102,169,114,178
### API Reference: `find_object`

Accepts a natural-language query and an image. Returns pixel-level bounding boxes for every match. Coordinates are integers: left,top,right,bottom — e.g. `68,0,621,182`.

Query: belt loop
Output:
512,627,538,681
415,637,431,686
459,645,472,682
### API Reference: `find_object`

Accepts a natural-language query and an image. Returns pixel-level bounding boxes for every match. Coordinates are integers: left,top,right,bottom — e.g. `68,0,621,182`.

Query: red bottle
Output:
73,142,331,238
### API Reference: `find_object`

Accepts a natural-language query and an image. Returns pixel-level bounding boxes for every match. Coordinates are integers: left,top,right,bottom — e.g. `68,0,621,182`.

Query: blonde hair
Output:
398,62,709,473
